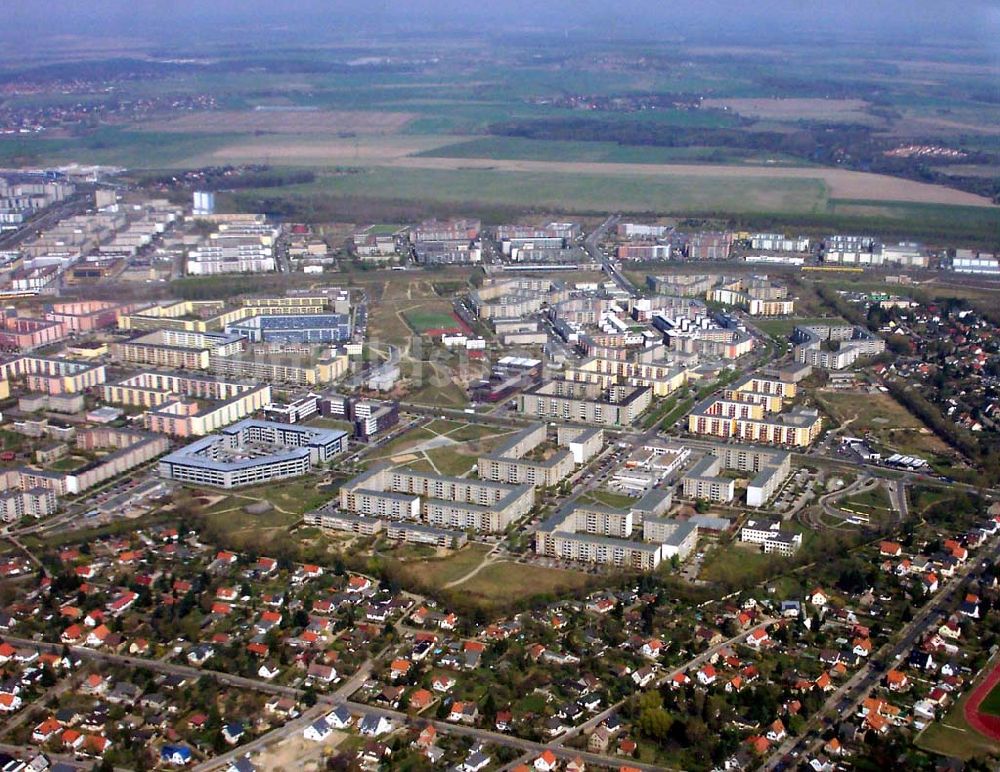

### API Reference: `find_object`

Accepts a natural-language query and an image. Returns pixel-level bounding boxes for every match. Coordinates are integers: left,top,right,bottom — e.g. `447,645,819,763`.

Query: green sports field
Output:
978,681,1000,717
402,309,462,334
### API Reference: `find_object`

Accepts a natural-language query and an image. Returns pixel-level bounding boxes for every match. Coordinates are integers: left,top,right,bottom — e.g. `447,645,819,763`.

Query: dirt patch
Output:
141,110,415,135
252,729,346,772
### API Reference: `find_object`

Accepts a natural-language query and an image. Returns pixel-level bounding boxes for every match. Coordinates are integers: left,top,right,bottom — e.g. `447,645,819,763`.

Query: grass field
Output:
584,489,640,509
979,681,1000,718
455,561,593,607
415,136,809,166
754,316,846,339
816,389,951,458
700,542,790,588
839,485,895,523
402,309,462,334
252,165,831,215
918,663,1000,760
425,446,477,477
391,543,492,588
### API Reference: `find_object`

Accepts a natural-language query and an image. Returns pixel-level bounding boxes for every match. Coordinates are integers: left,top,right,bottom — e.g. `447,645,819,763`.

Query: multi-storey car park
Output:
158,419,348,489
224,313,352,344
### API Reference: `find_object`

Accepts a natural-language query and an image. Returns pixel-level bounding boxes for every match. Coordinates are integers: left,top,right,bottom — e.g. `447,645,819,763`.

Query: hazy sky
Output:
3,0,999,48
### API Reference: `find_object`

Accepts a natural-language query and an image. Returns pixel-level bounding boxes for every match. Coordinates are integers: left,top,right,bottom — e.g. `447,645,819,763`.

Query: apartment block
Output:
792,324,886,370
740,517,802,556
478,423,601,488
209,350,348,387
681,457,736,503
102,372,271,437
519,380,652,426
0,356,106,395
112,330,246,370
535,502,698,571
339,464,533,534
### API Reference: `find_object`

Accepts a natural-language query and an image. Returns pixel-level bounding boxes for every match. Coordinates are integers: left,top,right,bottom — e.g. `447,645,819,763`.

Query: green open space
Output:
454,561,594,608
415,136,806,166
402,308,462,334
257,166,829,216
700,542,791,589
45,456,89,472
425,446,477,477
979,680,1000,718
583,489,640,509
917,657,1000,761
815,389,952,460
389,543,492,588
753,316,846,339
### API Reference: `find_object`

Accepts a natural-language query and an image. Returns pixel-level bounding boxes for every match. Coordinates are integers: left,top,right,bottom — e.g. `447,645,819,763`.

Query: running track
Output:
964,659,1000,740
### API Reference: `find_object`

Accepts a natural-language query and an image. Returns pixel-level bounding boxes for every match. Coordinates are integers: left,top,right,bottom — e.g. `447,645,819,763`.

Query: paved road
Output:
340,699,676,772
763,530,1000,769
0,741,132,772
0,635,302,699
557,617,777,746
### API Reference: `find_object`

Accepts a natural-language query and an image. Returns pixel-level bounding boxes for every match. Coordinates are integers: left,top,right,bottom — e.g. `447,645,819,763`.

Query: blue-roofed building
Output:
161,745,193,766
226,313,352,344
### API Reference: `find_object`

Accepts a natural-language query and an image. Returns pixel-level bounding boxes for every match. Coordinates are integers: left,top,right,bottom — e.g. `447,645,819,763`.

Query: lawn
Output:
754,316,846,339
402,309,463,335
46,456,88,472
584,489,640,509
425,446,477,477
231,476,331,516
840,486,893,517
455,561,593,607
391,543,492,589
369,426,437,458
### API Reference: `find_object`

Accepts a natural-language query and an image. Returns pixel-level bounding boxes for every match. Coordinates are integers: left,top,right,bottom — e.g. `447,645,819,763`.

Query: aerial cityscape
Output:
0,1,999,771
